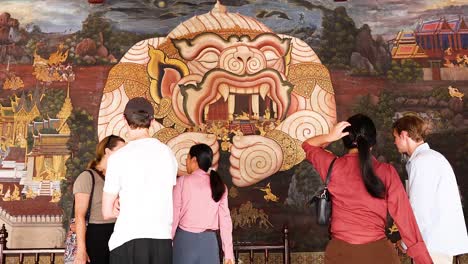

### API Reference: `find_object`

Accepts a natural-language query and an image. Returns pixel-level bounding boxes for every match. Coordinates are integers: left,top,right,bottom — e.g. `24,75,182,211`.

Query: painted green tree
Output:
353,91,400,164
387,59,423,82
40,88,66,119
59,109,97,228
285,161,322,210
318,7,358,68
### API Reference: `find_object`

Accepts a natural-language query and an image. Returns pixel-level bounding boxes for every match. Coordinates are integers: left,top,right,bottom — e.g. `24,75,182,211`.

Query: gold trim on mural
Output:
167,109,190,133
287,62,334,96
103,63,149,97
153,127,180,143
265,130,305,171
147,46,189,104
154,97,172,119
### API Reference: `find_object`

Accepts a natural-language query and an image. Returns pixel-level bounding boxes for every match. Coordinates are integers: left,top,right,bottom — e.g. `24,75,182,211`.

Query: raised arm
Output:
304,121,350,147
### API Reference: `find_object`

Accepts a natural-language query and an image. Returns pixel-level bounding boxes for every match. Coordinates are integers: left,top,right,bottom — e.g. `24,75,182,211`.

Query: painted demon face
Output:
152,32,293,126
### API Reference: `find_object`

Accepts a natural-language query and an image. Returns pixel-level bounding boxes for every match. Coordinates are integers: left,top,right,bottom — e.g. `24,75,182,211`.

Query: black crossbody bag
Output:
310,158,337,225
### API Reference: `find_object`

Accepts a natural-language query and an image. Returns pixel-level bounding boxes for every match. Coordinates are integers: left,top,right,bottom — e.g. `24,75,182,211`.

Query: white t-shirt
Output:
103,137,178,251
407,143,468,256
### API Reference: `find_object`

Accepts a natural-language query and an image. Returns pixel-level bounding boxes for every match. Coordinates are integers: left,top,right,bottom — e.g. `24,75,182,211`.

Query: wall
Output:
0,0,466,252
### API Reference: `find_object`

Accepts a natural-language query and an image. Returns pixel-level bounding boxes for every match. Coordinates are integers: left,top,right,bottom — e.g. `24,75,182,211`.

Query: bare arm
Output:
304,121,350,147
74,193,90,264
102,192,119,220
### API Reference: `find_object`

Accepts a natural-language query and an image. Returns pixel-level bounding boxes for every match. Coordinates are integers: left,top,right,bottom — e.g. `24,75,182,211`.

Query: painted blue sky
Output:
0,0,467,39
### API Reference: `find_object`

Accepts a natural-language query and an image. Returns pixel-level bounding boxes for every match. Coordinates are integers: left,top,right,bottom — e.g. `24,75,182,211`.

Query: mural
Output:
0,0,466,255
97,2,336,187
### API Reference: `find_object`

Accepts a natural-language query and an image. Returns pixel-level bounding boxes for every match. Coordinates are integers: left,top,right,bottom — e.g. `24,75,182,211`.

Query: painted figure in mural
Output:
102,97,178,264
2,187,10,201
73,135,125,264
97,1,336,187
448,85,464,101
302,114,432,264
255,182,279,202
172,143,234,264
393,115,468,264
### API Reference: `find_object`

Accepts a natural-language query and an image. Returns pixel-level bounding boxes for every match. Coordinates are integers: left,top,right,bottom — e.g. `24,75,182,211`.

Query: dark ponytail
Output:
209,170,226,202
189,144,226,202
343,114,385,199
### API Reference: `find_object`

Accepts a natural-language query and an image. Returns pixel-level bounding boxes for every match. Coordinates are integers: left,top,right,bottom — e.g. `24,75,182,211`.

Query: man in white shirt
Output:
393,115,468,264
102,97,178,264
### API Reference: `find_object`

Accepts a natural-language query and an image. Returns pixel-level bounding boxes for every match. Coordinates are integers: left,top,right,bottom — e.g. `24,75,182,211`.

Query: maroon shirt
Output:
303,142,432,264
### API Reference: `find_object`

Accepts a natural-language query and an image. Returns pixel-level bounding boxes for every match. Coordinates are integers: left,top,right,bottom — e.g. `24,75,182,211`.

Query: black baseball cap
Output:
123,97,154,118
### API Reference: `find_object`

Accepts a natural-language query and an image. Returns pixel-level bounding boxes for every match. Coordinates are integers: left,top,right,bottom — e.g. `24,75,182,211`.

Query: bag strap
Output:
84,169,96,222
70,169,96,222
324,158,337,187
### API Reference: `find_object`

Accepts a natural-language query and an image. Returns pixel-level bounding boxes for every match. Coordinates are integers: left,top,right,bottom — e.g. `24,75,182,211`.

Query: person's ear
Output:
400,130,409,140
104,147,112,156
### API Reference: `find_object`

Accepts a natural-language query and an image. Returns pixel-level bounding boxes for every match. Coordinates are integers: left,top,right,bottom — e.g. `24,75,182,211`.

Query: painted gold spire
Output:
57,87,73,135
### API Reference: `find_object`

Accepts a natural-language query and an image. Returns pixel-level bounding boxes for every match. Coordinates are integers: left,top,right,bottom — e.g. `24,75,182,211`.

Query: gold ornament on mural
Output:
255,182,279,202
50,189,61,203
220,134,231,152
3,76,24,90
25,187,37,199
207,121,229,141
103,63,149,96
57,91,73,134
448,86,464,101
166,109,190,133
154,97,172,119
231,201,273,229
153,127,180,144
287,62,334,96
229,186,239,198
48,43,69,66
2,185,20,202
32,44,69,83
265,130,305,171
147,46,189,104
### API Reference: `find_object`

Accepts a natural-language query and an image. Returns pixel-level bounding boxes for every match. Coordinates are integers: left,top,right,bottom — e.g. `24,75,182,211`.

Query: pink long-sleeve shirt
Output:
172,169,234,260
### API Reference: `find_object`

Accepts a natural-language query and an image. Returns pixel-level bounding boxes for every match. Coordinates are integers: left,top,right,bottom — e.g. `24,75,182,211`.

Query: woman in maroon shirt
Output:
302,114,432,264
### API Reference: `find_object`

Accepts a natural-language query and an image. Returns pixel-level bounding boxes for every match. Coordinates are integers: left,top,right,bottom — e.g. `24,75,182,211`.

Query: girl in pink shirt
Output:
172,144,234,264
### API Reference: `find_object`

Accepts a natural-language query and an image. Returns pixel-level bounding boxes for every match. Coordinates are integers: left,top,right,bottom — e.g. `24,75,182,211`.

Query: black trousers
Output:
110,238,172,264
86,223,115,264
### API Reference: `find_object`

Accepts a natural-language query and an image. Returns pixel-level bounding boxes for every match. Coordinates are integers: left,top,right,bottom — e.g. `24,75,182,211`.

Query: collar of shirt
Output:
192,168,208,176
408,142,430,164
